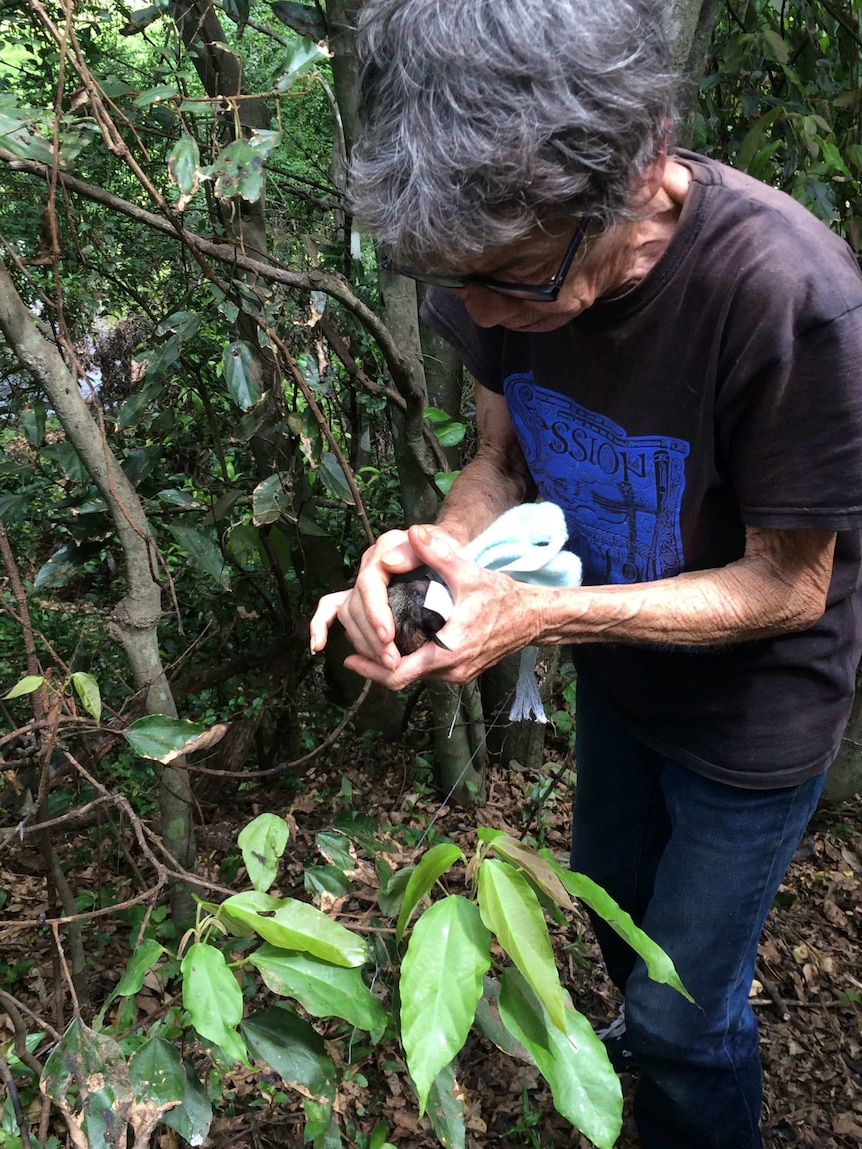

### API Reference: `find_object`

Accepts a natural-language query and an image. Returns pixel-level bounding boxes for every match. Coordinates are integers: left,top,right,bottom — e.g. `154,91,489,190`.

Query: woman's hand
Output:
313,524,543,690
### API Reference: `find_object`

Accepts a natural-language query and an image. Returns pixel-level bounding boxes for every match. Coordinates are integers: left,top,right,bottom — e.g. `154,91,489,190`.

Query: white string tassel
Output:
509,645,547,723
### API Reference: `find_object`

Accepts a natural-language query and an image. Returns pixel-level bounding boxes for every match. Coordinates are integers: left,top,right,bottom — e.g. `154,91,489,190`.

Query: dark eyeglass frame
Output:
379,216,591,302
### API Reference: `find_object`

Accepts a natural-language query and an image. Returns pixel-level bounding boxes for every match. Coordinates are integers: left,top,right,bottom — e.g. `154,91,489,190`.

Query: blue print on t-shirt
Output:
505,374,690,585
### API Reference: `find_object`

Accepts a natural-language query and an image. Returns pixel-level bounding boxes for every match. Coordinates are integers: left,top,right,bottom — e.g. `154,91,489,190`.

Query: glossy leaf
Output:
238,813,290,893
71,671,101,722
222,341,261,410
400,895,491,1115
395,842,463,941
123,714,208,764
241,1006,337,1102
540,852,692,1001
499,968,622,1149
477,858,566,1033
249,944,386,1031
168,133,200,196
180,942,247,1063
221,891,367,967
115,937,164,996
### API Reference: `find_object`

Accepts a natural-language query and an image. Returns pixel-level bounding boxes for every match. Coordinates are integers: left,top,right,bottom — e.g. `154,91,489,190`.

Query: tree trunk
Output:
670,0,722,146
0,257,197,926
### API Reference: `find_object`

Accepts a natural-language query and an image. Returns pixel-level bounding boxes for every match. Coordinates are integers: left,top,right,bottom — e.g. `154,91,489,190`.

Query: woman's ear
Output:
628,140,668,211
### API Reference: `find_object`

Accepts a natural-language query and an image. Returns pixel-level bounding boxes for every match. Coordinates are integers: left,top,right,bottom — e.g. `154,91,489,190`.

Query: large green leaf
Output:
180,942,247,1064
114,937,164,997
248,944,387,1032
128,1036,185,1111
162,1064,213,1147
165,521,230,589
241,1006,337,1103
400,895,491,1116
41,1018,133,1149
499,968,622,1149
221,891,367,967
477,858,566,1033
395,843,463,942
71,671,101,722
123,714,209,764
222,341,261,410
540,852,692,1001
238,813,290,893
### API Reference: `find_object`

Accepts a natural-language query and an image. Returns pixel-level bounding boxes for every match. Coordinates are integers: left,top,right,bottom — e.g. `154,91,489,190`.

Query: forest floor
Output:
2,706,861,1149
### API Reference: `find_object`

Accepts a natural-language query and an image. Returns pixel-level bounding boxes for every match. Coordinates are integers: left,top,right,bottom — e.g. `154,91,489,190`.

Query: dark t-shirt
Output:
421,150,862,789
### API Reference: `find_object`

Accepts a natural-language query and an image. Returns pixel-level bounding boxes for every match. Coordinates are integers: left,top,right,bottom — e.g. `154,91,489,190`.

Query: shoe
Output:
597,1003,639,1073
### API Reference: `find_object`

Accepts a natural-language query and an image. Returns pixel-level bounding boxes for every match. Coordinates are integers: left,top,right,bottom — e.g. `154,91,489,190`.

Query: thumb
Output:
407,524,463,577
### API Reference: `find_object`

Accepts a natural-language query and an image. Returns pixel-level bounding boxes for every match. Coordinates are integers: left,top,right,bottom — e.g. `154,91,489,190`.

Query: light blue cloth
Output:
426,502,582,722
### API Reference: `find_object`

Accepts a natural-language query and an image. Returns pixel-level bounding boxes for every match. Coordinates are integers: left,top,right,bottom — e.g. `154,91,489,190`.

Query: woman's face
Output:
451,222,633,332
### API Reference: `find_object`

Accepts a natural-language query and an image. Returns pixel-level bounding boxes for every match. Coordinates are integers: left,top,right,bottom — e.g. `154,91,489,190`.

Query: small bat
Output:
387,568,450,656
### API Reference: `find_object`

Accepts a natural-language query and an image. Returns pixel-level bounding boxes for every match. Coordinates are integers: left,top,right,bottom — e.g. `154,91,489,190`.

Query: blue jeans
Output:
570,678,827,1149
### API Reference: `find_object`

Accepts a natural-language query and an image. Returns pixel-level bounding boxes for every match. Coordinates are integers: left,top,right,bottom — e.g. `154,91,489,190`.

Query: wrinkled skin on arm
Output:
309,389,836,690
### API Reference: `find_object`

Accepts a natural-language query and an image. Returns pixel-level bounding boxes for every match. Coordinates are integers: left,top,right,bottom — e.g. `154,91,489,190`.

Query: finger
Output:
309,591,350,654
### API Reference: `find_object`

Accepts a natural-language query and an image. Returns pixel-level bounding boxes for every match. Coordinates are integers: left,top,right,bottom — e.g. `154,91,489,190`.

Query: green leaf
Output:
35,542,97,590
180,943,248,1064
473,975,533,1061
434,471,459,496
41,1019,133,1148
133,84,178,107
248,944,387,1032
221,891,367,967
162,1063,213,1146
20,402,47,447
165,521,230,589
270,3,327,40
498,968,622,1149
168,133,200,196
317,453,354,504
238,813,290,893
115,937,164,997
477,858,566,1033
425,1060,466,1149
395,843,463,942
123,714,208,764
252,472,295,526
400,896,491,1115
483,832,573,911
71,671,101,722
541,852,693,1001
3,675,44,700
761,28,789,64
304,866,354,899
128,1036,185,1110
241,1006,337,1102
222,341,261,410
273,35,327,92
315,830,354,870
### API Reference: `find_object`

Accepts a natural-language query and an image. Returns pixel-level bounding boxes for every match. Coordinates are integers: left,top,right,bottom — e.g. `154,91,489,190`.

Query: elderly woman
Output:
310,1,862,1145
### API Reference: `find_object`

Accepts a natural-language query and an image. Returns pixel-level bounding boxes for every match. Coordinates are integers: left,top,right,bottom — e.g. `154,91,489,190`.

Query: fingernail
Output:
428,534,451,558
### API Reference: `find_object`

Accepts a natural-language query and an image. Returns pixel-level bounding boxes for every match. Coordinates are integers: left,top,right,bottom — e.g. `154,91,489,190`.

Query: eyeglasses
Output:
379,216,591,302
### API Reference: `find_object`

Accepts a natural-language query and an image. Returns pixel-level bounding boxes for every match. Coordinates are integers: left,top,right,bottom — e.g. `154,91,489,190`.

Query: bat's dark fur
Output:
387,568,449,655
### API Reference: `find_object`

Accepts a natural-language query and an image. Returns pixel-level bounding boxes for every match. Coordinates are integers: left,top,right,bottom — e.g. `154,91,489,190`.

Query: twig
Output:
0,1048,32,1149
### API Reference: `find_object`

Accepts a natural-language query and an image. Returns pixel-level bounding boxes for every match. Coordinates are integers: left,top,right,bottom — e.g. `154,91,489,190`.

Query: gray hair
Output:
350,0,677,269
